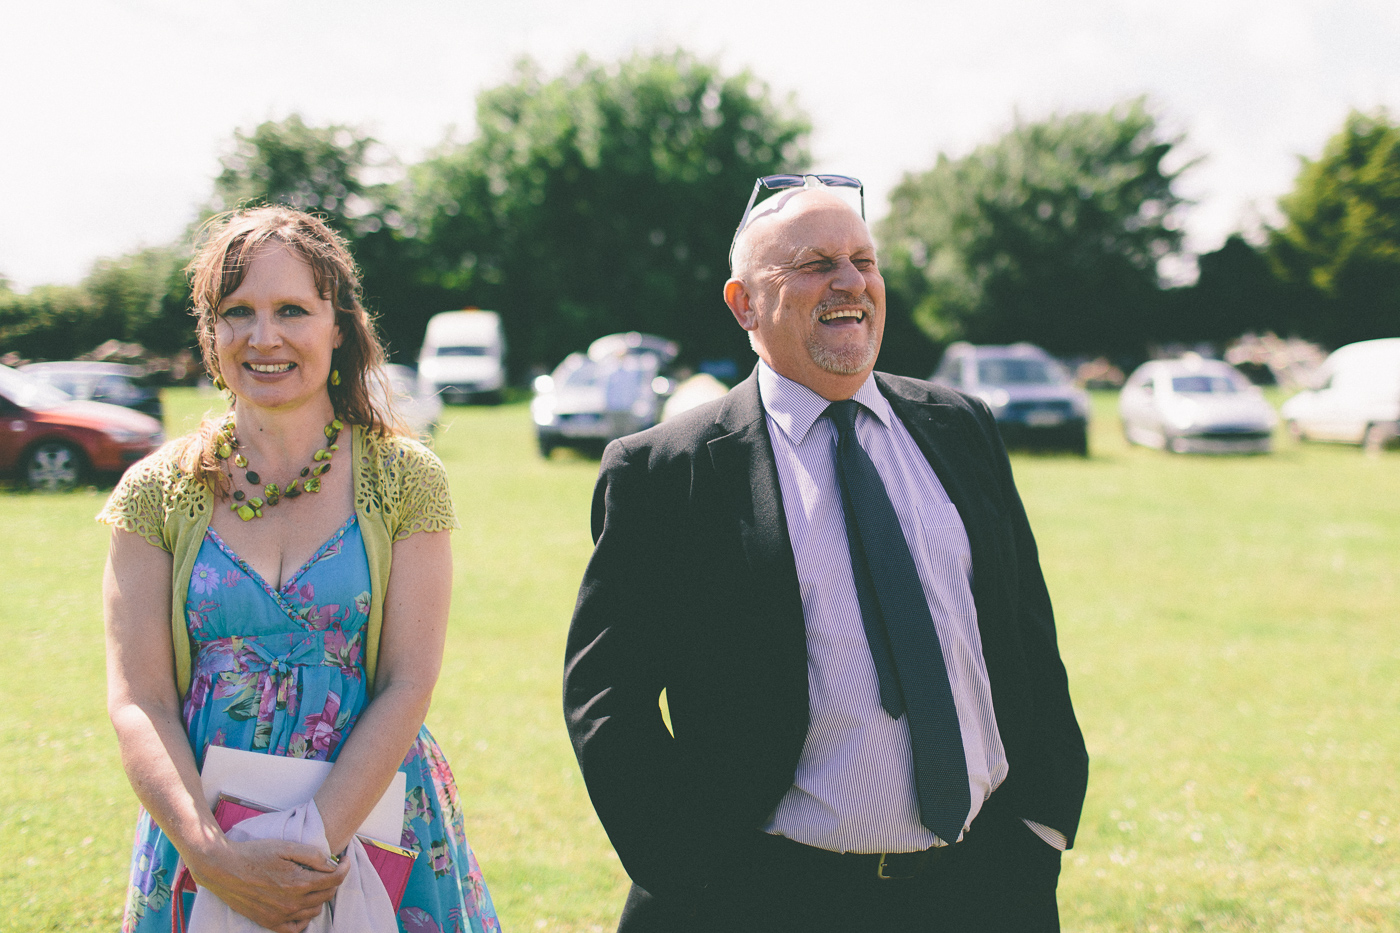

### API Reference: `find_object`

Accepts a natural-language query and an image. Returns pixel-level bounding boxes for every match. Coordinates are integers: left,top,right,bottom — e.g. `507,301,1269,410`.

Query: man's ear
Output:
724,278,756,331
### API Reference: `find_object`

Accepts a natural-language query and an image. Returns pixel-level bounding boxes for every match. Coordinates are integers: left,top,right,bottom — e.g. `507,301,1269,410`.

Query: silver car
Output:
531,332,678,457
1119,355,1276,454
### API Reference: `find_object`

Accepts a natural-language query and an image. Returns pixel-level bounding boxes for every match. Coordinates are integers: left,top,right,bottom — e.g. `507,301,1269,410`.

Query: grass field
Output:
1,387,1396,932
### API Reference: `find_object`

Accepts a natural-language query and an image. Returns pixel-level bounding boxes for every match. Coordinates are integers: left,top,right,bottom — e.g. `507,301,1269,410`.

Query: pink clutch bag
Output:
213,793,417,911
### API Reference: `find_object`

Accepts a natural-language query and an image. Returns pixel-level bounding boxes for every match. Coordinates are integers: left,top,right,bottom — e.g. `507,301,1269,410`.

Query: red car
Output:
0,363,165,490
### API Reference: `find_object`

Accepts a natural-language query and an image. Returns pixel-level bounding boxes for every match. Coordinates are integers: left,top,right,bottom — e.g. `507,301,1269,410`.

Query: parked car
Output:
930,342,1090,455
532,332,678,457
417,309,506,404
377,364,443,440
660,372,731,422
1280,337,1400,452
0,363,165,490
1119,355,1276,454
19,360,163,420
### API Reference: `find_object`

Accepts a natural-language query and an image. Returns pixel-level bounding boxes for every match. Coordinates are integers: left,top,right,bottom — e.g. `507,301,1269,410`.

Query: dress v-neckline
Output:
205,515,358,611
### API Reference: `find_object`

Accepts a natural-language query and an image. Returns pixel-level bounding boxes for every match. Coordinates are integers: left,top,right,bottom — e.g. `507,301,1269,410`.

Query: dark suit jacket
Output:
564,369,1088,905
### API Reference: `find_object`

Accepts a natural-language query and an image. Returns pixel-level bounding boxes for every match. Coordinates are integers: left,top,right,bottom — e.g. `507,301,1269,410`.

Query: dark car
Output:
0,364,165,490
931,342,1090,455
19,361,164,420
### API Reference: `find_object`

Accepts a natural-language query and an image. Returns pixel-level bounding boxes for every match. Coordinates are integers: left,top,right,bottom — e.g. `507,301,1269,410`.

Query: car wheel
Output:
538,433,557,458
1363,422,1396,453
24,440,85,491
1166,434,1188,454
1067,425,1089,457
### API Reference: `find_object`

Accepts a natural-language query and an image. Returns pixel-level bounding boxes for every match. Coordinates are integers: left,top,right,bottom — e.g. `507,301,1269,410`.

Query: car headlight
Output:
531,396,556,426
106,427,143,443
1164,401,1197,431
981,389,1011,409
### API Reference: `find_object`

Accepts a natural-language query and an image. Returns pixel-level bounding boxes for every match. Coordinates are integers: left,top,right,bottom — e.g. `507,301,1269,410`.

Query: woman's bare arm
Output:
311,529,452,853
104,528,346,933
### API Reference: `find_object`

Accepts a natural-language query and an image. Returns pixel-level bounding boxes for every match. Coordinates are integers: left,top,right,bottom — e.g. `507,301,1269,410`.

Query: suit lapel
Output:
706,372,797,585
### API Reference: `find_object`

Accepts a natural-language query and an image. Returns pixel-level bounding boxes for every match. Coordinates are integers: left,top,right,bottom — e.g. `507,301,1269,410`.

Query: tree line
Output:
2,50,1398,382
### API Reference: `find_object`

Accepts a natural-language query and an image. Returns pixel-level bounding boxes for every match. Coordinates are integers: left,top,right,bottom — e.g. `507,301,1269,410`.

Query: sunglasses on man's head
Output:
729,174,864,266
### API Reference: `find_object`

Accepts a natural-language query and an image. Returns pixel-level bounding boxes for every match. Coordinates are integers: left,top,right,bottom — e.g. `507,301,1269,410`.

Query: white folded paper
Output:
200,745,407,845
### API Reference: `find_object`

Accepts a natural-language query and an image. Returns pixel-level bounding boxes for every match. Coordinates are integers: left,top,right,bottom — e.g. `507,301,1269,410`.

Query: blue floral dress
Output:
120,516,500,933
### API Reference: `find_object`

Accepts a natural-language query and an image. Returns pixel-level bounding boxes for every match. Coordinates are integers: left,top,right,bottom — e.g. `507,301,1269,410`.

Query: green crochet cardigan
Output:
97,424,458,696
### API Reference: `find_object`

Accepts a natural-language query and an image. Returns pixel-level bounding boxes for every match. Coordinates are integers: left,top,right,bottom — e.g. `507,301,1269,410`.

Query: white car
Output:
417,310,505,404
1280,338,1400,452
1119,355,1276,454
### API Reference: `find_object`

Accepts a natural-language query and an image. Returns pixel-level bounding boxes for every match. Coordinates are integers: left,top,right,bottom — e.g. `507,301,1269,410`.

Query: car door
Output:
0,393,38,471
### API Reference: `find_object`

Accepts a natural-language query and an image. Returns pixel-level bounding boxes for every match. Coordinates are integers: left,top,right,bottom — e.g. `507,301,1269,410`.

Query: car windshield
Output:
1172,375,1240,394
33,373,86,395
0,365,73,409
977,358,1061,386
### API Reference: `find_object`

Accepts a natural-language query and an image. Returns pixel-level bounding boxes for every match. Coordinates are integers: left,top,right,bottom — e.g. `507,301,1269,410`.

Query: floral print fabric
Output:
121,517,499,932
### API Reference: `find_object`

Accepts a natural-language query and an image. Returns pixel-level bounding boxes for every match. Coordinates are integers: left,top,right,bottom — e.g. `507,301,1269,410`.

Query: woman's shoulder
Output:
354,425,457,536
358,425,446,474
96,436,209,545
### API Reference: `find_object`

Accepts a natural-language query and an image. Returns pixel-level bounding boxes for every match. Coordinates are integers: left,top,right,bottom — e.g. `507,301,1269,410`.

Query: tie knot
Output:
826,399,860,438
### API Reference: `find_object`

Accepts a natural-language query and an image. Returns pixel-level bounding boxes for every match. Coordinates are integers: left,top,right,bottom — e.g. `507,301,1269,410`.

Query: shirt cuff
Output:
1022,819,1067,851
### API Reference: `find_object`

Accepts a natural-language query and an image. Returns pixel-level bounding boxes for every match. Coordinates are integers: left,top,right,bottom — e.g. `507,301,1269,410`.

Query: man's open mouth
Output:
818,309,866,324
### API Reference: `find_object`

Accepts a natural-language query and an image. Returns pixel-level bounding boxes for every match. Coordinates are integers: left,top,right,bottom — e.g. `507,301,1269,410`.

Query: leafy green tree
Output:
212,115,397,236
1159,235,1307,346
880,99,1189,357
1269,109,1400,345
0,284,96,360
0,249,192,360
407,50,811,377
210,114,449,360
83,247,192,353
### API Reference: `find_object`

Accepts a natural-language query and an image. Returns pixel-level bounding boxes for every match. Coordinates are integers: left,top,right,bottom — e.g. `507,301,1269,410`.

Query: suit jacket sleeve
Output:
967,395,1089,845
563,436,721,900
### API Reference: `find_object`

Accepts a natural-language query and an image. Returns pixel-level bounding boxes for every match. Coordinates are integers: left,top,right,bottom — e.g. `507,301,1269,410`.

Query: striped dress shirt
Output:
757,362,1065,854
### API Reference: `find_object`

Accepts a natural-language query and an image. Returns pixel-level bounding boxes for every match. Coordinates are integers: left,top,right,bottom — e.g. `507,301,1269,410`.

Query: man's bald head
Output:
730,187,859,280
723,187,885,401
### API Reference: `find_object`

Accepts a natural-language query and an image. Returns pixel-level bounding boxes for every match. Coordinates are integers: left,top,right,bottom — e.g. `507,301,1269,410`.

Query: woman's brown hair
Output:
179,206,402,492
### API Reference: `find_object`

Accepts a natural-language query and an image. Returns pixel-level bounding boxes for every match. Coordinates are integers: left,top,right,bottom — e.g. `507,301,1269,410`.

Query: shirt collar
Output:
757,360,891,445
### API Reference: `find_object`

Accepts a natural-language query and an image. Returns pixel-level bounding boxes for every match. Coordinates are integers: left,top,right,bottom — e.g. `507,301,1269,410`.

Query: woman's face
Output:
214,243,342,417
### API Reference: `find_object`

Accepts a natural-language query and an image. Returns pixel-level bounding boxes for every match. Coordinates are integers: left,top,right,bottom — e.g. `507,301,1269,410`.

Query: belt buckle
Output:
875,851,919,880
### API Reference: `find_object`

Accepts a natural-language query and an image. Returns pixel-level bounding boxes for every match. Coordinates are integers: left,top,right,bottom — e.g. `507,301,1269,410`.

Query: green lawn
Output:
1,388,1396,931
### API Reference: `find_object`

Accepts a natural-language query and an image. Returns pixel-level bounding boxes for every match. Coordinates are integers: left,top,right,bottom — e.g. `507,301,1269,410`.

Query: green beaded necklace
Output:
215,417,343,521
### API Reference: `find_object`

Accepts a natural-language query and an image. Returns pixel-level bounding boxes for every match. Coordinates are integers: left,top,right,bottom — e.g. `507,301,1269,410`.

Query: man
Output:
564,176,1088,932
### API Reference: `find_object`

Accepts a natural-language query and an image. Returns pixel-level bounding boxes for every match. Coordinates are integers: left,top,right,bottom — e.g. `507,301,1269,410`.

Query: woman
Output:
99,206,500,932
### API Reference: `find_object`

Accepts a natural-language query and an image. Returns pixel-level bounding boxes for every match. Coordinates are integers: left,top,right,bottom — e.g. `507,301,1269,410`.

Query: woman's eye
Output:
279,304,309,316
220,305,252,318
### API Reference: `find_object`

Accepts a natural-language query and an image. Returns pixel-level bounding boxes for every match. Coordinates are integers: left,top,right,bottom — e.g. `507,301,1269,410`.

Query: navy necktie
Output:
826,399,972,843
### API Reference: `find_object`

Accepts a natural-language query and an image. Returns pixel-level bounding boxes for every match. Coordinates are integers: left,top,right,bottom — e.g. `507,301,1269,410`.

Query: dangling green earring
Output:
213,374,228,393
330,369,341,386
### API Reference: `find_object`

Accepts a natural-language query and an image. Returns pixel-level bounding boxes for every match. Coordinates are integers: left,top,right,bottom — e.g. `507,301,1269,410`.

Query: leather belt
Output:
757,833,959,880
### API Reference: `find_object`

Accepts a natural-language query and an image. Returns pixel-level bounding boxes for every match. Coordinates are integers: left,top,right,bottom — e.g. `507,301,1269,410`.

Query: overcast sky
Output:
3,0,1399,291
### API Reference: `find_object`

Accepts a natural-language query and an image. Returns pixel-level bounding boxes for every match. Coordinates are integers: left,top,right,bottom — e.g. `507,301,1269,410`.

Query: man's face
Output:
726,191,885,399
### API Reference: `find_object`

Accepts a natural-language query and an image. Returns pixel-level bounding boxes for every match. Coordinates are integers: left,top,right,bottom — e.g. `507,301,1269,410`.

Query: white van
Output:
417,310,506,404
1281,337,1400,451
